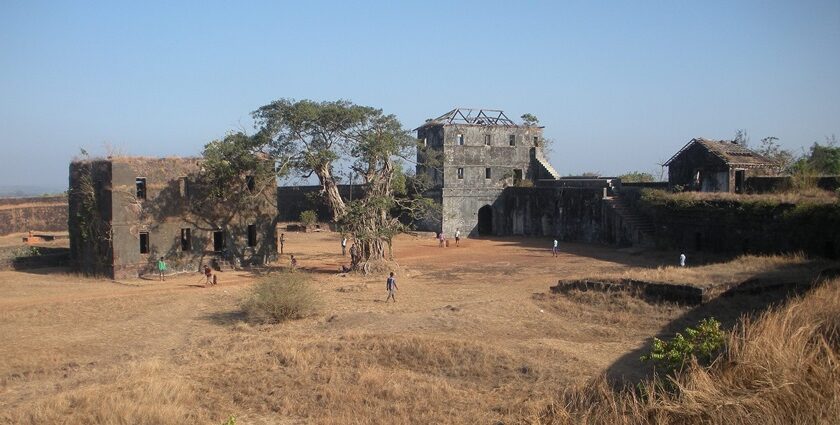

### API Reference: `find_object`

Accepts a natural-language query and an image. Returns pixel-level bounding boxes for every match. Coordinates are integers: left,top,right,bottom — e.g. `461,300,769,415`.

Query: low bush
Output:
641,317,725,377
241,272,319,324
299,210,317,228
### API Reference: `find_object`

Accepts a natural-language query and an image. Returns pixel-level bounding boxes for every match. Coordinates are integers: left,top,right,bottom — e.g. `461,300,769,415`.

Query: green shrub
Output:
641,317,726,376
241,272,319,324
299,210,317,228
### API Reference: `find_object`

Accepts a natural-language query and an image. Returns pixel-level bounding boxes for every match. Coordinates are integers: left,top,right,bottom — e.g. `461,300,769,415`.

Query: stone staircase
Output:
534,149,561,180
604,196,656,247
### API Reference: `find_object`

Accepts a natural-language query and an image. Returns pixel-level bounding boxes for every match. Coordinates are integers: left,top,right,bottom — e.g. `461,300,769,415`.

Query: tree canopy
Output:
202,99,435,270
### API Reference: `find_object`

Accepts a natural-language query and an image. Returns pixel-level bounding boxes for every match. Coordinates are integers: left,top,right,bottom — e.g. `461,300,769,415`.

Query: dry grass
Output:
602,253,829,288
5,360,212,425
650,188,838,205
535,278,840,424
1,233,837,424
241,272,320,323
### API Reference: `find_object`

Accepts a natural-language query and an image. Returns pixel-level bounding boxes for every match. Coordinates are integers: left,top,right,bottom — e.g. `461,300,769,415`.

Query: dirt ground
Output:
0,232,746,424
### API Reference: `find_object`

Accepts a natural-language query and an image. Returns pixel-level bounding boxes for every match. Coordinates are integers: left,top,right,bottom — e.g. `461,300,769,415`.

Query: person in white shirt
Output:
552,239,559,257
455,229,461,247
679,253,686,267
341,236,347,256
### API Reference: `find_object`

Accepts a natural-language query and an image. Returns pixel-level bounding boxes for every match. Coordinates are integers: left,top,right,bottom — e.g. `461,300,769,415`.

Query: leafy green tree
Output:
206,99,435,268
756,136,794,174
521,113,539,126
252,99,375,222
619,171,656,183
338,109,435,267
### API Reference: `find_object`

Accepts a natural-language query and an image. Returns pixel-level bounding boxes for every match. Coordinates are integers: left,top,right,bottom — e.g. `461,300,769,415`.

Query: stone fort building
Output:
68,157,276,278
415,108,562,237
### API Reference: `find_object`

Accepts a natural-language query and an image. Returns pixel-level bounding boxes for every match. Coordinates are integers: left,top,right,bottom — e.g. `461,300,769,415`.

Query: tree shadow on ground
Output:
602,262,840,384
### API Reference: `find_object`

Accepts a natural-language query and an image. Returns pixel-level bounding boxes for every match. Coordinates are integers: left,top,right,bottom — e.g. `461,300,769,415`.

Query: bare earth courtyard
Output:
0,232,812,424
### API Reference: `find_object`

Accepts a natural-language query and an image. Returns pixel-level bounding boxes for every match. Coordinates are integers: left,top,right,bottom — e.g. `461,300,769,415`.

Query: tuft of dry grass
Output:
241,272,320,323
651,188,838,205
534,278,840,424
3,360,213,425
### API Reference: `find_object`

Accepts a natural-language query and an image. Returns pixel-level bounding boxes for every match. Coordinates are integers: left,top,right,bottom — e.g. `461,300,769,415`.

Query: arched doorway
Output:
477,205,493,236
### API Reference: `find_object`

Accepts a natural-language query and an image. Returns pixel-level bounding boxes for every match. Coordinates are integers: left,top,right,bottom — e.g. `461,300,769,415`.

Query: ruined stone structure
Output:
415,108,561,237
69,157,276,278
0,195,67,236
665,138,777,193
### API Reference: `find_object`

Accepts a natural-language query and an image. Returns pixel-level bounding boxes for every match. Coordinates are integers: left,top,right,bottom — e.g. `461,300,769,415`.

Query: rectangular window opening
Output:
509,135,516,146
457,167,464,179
533,136,539,146
457,134,464,145
246,175,255,193
484,134,491,146
135,177,146,200
513,169,523,185
180,228,192,251
213,230,225,252
247,224,257,247
179,177,188,198
485,167,491,179
139,232,149,254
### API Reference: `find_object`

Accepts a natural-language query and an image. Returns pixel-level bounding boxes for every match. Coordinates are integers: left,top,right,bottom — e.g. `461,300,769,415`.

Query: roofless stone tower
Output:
415,108,559,237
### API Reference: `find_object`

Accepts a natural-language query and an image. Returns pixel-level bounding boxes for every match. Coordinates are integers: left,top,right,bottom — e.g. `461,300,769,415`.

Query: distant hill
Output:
0,185,66,198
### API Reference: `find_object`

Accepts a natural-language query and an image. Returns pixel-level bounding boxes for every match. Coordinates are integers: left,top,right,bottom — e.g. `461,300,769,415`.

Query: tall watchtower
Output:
415,108,559,237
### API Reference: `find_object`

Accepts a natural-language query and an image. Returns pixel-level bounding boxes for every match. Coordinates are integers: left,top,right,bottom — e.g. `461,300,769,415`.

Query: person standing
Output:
203,264,212,286
349,243,358,264
341,236,347,256
279,233,285,255
438,232,444,248
290,254,298,270
679,253,686,267
385,272,398,303
455,229,461,247
157,257,167,281
552,239,559,257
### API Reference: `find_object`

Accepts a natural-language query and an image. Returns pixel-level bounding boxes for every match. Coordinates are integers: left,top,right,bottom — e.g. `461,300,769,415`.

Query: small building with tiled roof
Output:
664,138,778,193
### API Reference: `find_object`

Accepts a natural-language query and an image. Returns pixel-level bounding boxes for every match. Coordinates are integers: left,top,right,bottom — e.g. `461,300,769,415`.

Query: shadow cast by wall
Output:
601,261,837,384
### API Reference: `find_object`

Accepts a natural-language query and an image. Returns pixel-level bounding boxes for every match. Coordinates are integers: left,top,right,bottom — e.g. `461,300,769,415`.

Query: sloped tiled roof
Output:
664,138,776,167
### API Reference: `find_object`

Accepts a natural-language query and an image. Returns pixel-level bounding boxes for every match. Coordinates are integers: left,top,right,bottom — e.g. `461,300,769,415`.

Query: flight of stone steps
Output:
534,150,561,180
604,196,656,247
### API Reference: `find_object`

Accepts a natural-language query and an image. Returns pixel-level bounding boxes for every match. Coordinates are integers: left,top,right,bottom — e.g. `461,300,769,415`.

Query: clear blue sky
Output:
1,0,838,190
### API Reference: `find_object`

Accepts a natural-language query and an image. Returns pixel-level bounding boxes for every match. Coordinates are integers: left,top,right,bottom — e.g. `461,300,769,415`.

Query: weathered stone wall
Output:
0,196,67,235
70,157,277,278
276,185,366,223
639,198,840,259
68,160,113,276
417,122,546,236
494,186,606,241
745,176,840,193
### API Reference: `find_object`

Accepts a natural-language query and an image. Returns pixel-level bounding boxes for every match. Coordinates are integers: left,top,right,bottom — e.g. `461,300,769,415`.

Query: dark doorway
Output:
735,170,745,193
478,205,493,236
213,230,225,252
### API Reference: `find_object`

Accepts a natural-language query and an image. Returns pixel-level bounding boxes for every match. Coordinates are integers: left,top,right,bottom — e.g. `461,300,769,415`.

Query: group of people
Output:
437,229,462,248
155,257,217,286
